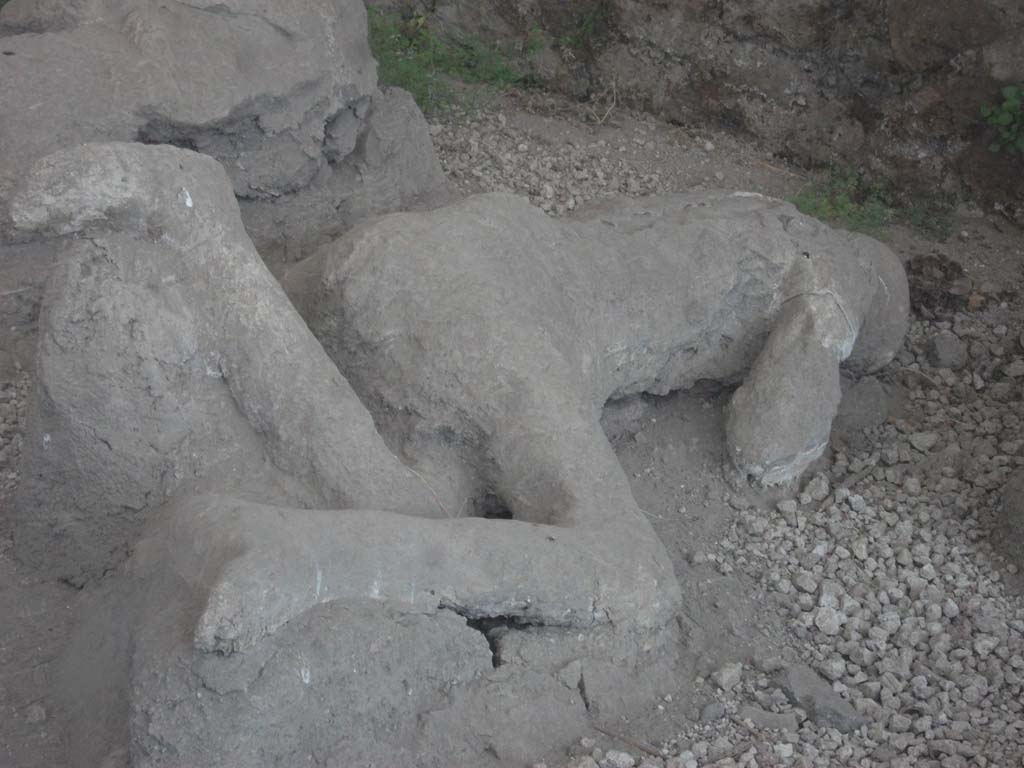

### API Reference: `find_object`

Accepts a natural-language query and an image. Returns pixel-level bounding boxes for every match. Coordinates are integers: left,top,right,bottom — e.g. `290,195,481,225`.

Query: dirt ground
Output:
2,88,1023,767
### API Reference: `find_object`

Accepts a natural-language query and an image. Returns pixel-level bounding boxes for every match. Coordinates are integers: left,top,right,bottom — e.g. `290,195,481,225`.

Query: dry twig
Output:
591,724,661,758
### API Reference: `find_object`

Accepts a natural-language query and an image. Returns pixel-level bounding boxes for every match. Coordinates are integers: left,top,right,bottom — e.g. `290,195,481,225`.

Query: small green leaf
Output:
989,142,1003,152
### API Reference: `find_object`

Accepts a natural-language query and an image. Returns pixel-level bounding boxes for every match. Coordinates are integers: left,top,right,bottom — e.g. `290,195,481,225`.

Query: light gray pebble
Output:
712,663,743,691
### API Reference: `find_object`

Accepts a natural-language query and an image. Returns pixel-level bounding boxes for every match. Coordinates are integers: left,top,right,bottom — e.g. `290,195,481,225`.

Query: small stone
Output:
974,635,999,657
889,713,913,733
851,538,869,560
738,705,800,732
814,606,843,635
712,662,743,691
601,750,636,768
819,579,845,604
776,663,867,733
25,704,46,724
754,654,786,673
804,474,830,502
773,743,794,760
877,611,902,633
1005,359,1024,378
557,659,583,689
819,657,846,681
700,701,727,722
668,753,698,768
793,571,818,594
909,432,940,452
777,499,798,514
927,332,967,370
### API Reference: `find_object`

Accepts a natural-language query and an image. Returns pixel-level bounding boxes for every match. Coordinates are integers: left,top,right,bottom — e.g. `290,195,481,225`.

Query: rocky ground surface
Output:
430,90,806,213
553,303,1024,768
428,91,1024,768
1,87,1023,767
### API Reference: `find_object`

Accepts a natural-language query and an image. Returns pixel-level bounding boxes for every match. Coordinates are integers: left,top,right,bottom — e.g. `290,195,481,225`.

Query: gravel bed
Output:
429,98,792,217
545,308,1024,768
432,111,669,212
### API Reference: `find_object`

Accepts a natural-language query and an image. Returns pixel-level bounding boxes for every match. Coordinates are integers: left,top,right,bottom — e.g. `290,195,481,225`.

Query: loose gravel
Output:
429,95,799,217
547,304,1024,768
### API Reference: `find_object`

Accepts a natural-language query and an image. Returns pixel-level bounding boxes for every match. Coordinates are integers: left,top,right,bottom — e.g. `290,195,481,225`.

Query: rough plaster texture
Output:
12,142,682,766
286,190,908,494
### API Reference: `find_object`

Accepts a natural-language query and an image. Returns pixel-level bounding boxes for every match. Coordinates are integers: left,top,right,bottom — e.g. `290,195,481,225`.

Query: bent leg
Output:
488,400,643,530
152,494,680,654
11,142,440,517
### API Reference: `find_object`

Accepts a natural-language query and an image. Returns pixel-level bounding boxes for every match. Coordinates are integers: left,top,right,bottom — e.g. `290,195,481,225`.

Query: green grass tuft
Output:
792,168,894,237
368,12,521,115
793,167,958,241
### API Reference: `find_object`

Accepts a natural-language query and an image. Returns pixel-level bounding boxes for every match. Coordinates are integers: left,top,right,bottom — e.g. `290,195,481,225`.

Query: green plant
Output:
525,25,546,56
981,85,1024,154
792,168,893,236
367,11,521,114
